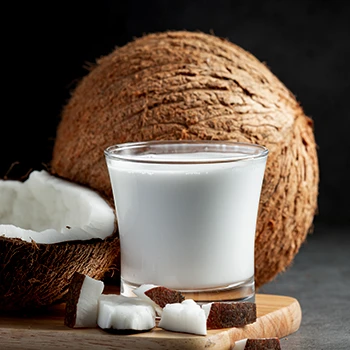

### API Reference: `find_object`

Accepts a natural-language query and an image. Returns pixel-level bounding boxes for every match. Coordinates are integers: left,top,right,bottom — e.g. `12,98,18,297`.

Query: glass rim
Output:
104,140,268,165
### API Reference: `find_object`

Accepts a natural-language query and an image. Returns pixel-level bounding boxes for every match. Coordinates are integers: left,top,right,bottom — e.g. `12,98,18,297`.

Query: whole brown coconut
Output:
51,31,319,288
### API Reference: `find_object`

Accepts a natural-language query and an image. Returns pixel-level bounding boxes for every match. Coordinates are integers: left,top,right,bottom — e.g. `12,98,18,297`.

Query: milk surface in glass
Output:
105,144,268,295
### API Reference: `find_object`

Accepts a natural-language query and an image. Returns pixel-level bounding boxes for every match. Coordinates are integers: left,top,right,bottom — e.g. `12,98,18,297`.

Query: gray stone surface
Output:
259,224,350,349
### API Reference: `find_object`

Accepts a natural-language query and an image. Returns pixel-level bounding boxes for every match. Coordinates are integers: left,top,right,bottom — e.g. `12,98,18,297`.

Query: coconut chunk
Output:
97,294,156,331
233,339,248,350
133,284,163,316
133,284,185,316
202,302,257,329
0,170,115,243
234,338,281,349
158,299,207,336
145,286,185,309
64,272,104,328
133,284,158,298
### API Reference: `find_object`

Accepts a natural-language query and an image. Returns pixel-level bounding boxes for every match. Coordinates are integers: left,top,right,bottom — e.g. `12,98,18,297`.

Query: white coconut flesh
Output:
97,294,156,330
201,302,212,319
0,170,115,244
233,339,248,349
158,299,207,336
73,275,105,328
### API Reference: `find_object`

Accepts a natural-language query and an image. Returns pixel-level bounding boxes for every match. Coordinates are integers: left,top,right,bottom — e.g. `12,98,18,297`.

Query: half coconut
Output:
0,170,119,312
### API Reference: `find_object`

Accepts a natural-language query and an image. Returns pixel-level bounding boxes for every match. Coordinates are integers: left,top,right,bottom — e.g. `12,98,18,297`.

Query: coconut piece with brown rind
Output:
245,338,281,349
133,284,185,316
64,272,104,328
133,284,162,315
203,302,257,329
145,286,185,308
234,338,281,349
0,170,119,312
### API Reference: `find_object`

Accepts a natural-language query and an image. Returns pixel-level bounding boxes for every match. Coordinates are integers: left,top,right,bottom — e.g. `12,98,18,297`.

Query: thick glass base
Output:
121,276,255,304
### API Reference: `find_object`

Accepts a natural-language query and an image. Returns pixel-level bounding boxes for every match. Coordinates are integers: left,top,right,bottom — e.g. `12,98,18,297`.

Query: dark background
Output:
2,0,349,227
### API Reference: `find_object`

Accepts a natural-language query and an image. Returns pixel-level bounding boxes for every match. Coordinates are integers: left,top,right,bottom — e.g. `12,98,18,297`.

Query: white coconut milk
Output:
106,147,267,292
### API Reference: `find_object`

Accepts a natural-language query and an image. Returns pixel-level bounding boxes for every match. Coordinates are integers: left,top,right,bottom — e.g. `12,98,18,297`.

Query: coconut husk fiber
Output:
51,31,319,288
0,235,119,312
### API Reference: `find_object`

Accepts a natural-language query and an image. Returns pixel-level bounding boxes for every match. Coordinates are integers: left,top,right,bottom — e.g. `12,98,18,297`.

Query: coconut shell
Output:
51,31,319,288
0,234,119,312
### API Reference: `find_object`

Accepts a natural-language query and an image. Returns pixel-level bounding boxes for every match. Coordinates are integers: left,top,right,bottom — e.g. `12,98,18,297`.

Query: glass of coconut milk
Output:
105,141,268,303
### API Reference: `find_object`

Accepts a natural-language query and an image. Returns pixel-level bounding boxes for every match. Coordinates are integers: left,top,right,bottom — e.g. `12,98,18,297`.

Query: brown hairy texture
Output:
64,272,85,328
0,234,119,312
145,286,185,308
206,302,256,329
244,337,281,349
51,30,319,288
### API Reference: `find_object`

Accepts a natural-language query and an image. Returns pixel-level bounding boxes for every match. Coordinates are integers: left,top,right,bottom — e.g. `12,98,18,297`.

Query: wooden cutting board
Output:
0,294,301,350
